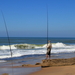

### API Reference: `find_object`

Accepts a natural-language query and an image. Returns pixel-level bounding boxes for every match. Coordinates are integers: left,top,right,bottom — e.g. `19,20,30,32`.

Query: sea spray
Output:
0,45,16,50
0,43,75,59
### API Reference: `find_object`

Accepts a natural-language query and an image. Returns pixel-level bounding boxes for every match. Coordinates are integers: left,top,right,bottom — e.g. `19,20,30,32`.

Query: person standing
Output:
46,40,52,59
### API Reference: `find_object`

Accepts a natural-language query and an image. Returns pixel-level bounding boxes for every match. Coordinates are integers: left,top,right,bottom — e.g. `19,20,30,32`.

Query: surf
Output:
0,42,75,59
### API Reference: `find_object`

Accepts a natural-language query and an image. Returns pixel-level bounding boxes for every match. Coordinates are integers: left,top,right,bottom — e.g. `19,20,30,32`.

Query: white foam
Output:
43,44,47,48
0,45,16,50
52,42,66,47
0,42,75,59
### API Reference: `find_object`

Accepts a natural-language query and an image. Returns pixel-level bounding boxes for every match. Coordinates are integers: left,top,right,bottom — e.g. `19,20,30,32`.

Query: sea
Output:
0,37,75,64
0,37,75,63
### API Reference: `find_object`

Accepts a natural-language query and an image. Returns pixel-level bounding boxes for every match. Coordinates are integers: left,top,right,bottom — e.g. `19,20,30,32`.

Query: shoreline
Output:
0,65,41,75
1,57,75,75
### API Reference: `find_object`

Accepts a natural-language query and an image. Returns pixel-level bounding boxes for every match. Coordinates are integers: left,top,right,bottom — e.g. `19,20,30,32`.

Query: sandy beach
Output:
29,58,75,75
1,57,75,75
29,65,75,75
1,64,75,75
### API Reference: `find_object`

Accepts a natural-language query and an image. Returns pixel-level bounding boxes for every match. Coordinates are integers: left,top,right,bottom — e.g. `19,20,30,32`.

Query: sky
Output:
0,0,75,37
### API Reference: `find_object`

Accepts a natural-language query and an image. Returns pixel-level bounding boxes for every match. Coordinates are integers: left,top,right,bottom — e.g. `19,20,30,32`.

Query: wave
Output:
0,42,75,59
0,45,16,50
0,44,44,50
0,42,68,50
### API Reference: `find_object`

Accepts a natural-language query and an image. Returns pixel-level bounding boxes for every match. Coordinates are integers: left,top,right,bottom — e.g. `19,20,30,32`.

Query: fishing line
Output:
46,4,49,45
1,10,14,75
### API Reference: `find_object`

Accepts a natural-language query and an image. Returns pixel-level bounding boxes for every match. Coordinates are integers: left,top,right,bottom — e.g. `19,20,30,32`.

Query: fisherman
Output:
46,40,52,59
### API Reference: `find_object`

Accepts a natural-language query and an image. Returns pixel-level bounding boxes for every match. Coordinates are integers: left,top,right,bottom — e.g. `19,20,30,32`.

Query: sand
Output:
29,65,75,75
1,57,75,75
29,57,75,75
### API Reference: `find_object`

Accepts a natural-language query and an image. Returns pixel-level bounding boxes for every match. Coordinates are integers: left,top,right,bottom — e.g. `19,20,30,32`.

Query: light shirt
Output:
47,43,52,49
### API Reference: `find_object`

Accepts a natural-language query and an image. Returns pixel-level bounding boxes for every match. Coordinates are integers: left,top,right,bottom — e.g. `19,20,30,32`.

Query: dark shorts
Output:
46,48,51,56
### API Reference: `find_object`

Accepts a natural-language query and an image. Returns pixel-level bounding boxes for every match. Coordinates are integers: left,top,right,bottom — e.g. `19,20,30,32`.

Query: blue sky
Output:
0,0,75,37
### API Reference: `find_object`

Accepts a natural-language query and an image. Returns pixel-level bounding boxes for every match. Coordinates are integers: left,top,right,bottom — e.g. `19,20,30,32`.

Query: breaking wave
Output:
0,42,75,59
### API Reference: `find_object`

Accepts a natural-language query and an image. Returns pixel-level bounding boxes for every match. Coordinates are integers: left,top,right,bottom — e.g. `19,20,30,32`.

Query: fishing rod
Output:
1,10,14,75
46,5,49,45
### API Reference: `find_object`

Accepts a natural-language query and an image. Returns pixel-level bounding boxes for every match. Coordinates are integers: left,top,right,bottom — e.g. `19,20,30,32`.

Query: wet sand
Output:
0,66,41,75
0,61,41,75
2,65,75,75
1,57,75,75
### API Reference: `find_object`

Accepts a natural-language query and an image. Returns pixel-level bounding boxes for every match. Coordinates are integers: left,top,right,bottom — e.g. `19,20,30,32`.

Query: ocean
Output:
0,37,75,64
